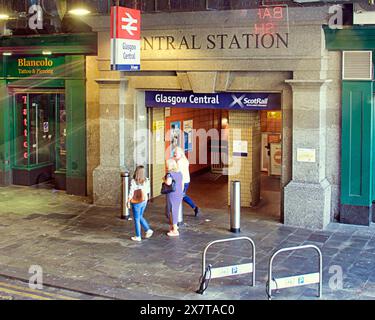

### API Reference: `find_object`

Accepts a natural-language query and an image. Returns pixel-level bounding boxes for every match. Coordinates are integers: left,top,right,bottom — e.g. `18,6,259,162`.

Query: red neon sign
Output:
22,97,28,161
254,6,286,34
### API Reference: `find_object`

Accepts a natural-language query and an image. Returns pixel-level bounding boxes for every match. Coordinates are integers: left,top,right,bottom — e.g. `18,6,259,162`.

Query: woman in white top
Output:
173,147,200,217
127,166,153,242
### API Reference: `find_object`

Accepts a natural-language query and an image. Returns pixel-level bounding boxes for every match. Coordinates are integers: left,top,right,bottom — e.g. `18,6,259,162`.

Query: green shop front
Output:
0,33,97,196
325,26,375,226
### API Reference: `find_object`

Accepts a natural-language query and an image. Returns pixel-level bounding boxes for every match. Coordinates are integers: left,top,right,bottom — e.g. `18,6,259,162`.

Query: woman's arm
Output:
146,179,151,198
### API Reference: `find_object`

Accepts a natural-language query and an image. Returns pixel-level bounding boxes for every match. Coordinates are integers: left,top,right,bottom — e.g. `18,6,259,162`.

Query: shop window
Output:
118,0,142,10
7,0,330,17
10,0,27,13
117,0,206,12
141,0,156,11
206,0,235,10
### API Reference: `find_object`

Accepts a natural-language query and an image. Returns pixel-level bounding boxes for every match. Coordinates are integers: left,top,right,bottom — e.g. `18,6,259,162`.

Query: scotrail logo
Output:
230,94,246,109
229,94,269,109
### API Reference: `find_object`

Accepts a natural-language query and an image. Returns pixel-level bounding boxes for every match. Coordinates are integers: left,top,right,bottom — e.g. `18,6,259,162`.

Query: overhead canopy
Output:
324,25,375,51
0,32,97,55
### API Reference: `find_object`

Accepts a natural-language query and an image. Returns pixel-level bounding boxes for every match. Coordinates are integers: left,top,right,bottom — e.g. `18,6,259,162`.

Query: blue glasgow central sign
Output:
145,91,281,111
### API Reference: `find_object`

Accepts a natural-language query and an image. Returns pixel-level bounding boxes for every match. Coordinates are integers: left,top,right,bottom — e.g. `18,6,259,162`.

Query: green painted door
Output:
341,81,373,207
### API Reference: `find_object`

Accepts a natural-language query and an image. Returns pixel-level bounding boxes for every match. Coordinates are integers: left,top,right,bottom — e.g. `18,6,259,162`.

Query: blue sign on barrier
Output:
145,91,281,111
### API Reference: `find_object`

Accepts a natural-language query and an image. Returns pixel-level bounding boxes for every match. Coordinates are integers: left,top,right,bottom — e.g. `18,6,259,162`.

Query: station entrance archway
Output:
146,91,283,221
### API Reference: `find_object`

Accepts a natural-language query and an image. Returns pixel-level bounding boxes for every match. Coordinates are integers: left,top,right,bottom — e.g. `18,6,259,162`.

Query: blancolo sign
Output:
145,91,281,111
7,56,66,77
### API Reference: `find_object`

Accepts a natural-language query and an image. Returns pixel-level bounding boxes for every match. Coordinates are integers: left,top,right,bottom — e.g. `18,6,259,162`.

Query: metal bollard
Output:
177,202,184,227
230,180,241,233
120,171,131,220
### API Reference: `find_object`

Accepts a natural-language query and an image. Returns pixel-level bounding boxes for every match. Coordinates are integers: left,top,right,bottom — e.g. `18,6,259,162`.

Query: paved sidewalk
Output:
0,185,375,300
0,276,107,300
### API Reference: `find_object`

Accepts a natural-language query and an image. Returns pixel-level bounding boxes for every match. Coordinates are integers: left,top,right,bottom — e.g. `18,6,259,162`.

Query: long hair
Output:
166,159,179,172
173,146,188,161
133,166,146,185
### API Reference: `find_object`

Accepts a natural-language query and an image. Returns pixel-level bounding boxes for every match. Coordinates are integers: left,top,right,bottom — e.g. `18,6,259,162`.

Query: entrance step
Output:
211,168,228,175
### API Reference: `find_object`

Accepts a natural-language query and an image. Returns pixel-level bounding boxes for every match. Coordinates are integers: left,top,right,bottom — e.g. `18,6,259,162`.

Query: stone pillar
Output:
93,79,127,207
284,79,332,230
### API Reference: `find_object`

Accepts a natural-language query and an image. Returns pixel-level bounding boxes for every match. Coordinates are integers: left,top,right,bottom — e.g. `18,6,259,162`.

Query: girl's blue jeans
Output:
131,201,150,238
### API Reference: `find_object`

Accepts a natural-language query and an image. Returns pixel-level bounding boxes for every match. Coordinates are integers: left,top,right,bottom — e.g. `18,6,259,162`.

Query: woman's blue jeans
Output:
183,183,196,209
131,201,150,238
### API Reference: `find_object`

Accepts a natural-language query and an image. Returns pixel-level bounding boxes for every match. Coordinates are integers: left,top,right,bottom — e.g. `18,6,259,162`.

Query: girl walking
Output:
127,166,153,242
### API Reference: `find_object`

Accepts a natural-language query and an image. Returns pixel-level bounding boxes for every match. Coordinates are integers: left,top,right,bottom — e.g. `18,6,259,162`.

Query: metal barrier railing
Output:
267,245,323,300
197,237,256,294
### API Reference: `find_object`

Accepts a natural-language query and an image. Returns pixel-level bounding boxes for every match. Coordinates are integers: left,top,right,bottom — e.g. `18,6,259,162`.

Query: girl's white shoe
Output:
145,230,154,239
131,236,142,242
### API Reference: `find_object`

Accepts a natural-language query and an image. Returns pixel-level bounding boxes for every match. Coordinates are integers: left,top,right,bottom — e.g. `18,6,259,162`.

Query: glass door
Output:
12,91,65,186
29,94,56,166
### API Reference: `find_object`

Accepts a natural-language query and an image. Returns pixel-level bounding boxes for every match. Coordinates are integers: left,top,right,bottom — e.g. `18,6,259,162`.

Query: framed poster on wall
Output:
183,120,193,152
233,140,248,157
153,120,164,142
261,133,269,172
170,121,181,157
270,143,282,176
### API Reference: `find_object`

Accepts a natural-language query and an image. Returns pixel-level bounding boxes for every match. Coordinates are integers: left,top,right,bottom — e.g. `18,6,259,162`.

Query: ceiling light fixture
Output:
0,0,9,20
68,0,92,16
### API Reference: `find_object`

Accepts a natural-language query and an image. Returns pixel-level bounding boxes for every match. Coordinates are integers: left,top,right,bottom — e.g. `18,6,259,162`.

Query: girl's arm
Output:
146,179,151,199
128,180,135,203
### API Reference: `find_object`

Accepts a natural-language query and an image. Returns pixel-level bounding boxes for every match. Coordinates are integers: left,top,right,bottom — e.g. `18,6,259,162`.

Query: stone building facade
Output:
80,5,341,230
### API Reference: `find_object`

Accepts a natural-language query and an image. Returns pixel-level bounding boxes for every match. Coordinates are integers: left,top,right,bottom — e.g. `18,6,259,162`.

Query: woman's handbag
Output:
161,174,176,194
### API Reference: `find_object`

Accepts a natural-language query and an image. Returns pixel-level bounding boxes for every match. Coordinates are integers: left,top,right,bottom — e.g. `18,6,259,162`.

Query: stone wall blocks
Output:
284,180,331,230
176,72,192,91
187,72,217,93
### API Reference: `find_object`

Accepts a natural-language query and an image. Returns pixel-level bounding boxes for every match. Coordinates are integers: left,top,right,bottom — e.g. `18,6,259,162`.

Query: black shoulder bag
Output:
161,173,176,194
